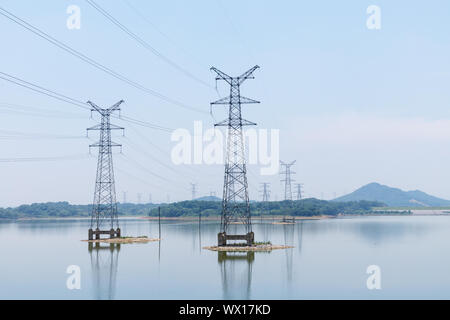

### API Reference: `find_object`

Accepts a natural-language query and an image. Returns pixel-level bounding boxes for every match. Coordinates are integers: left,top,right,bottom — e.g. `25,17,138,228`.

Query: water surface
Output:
0,215,449,299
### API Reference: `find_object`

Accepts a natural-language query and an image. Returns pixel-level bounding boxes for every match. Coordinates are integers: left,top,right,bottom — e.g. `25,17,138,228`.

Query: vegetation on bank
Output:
0,199,399,220
149,199,388,217
373,206,450,211
0,202,158,219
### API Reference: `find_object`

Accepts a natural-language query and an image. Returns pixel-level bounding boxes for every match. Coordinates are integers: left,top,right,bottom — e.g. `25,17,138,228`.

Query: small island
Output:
82,236,160,244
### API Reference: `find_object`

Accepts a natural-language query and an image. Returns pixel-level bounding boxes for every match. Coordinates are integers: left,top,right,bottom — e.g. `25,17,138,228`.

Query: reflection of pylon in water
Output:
283,224,294,283
298,221,303,254
218,252,254,299
88,243,120,300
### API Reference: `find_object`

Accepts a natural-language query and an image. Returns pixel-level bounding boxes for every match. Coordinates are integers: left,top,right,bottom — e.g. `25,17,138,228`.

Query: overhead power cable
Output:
0,154,91,163
0,6,207,114
86,0,213,89
0,71,173,133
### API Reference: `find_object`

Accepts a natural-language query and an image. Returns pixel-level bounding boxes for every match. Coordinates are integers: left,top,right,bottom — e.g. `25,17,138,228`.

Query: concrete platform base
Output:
218,232,254,246
88,228,121,240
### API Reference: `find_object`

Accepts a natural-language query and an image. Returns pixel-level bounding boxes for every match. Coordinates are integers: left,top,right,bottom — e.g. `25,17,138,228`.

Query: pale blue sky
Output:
1,0,450,206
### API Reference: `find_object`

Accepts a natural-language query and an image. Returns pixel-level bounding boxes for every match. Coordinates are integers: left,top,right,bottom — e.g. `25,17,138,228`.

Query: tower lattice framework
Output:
87,100,124,240
211,66,260,245
280,161,296,201
260,183,271,202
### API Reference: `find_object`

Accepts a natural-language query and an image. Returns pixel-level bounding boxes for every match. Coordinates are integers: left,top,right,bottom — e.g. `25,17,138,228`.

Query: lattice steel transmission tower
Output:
259,183,271,202
211,66,260,246
87,100,124,240
280,161,296,201
295,183,304,200
191,183,197,200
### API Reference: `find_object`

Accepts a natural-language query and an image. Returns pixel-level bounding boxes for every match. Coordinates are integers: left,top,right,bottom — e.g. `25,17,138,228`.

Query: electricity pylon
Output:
211,65,260,246
280,161,296,201
259,183,270,202
191,183,197,200
87,100,124,240
295,183,304,200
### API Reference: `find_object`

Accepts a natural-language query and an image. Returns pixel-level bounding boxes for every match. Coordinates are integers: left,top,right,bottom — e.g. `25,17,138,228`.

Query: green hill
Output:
334,182,450,207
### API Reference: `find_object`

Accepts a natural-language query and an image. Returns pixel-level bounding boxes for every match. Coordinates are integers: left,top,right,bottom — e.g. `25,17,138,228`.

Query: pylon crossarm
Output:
239,96,260,104
237,65,260,85
87,101,103,114
211,67,233,84
108,124,125,131
87,124,102,131
211,96,231,105
108,100,125,112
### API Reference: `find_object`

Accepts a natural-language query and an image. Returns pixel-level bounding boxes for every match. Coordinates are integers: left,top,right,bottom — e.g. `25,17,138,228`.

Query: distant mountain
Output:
194,196,221,202
334,182,450,207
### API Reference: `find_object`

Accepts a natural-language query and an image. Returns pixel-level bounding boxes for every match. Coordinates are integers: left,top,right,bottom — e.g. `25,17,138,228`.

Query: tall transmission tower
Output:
148,193,152,203
191,183,197,200
137,193,142,204
87,100,124,240
211,65,260,246
295,183,304,201
122,191,127,204
259,183,271,202
280,161,296,201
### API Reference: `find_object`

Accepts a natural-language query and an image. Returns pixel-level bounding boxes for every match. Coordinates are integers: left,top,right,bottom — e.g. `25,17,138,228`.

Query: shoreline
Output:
4,213,449,222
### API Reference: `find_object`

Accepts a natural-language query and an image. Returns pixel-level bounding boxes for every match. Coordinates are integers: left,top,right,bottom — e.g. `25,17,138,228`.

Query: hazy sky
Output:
1,0,450,207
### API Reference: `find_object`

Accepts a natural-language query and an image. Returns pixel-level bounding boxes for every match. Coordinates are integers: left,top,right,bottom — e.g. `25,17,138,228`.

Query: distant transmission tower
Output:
137,193,142,204
259,183,271,202
87,100,124,240
295,183,304,201
122,191,127,204
280,161,296,201
148,193,152,203
191,183,197,200
211,65,260,246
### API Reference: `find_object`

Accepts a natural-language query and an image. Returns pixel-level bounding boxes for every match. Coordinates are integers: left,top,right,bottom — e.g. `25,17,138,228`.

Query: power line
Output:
0,6,206,114
0,71,89,110
0,154,91,163
0,71,173,132
0,129,85,140
0,102,87,119
86,0,212,89
123,137,195,180
121,0,207,70
119,154,191,194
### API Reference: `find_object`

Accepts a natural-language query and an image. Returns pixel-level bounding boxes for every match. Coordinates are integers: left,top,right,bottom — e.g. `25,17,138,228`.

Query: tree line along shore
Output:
0,199,408,220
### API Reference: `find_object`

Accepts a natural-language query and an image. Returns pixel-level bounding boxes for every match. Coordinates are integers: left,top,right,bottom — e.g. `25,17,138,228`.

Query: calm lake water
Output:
1,215,450,299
